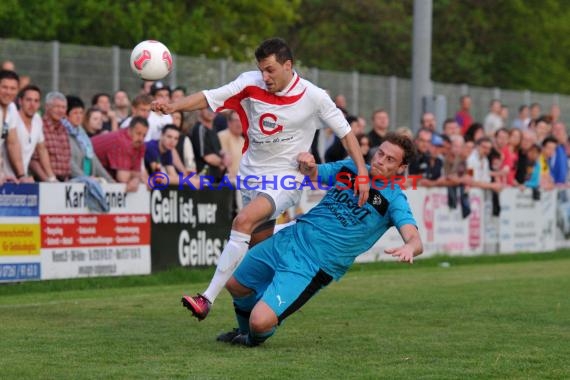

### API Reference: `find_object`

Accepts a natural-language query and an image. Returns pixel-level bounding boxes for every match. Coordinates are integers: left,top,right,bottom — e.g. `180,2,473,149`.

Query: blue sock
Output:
232,292,258,334
248,326,276,346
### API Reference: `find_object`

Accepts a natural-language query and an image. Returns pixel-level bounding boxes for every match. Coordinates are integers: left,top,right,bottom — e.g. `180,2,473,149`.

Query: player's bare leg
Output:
182,196,274,320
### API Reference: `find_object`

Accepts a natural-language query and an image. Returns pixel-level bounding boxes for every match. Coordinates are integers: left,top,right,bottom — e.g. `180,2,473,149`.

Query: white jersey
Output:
204,71,351,178
0,103,19,167
3,112,44,176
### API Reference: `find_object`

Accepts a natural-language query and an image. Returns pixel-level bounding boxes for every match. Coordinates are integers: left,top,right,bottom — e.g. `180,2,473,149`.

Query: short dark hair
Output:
66,95,85,114
383,132,416,165
129,116,149,129
18,84,41,100
91,93,111,106
542,136,558,147
161,124,180,135
0,70,19,83
475,136,493,146
255,38,293,65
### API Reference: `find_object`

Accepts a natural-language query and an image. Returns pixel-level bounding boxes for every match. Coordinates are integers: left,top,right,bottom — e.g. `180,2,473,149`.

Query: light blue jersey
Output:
294,159,417,280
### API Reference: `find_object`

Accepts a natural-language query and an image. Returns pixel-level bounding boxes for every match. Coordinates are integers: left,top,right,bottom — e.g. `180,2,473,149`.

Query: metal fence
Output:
1,38,568,130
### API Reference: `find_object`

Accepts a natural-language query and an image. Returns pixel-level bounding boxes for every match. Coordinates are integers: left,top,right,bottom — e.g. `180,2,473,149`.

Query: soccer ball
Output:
130,40,173,80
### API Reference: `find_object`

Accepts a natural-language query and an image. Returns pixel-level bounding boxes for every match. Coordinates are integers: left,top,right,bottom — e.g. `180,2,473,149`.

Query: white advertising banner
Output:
39,183,151,279
555,189,570,248
499,188,556,253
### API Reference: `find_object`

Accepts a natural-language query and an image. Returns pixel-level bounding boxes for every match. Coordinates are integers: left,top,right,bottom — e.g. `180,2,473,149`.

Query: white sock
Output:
202,230,251,303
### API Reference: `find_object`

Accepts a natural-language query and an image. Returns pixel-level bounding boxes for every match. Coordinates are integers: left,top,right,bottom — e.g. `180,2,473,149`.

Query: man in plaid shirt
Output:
29,91,70,182
92,116,148,192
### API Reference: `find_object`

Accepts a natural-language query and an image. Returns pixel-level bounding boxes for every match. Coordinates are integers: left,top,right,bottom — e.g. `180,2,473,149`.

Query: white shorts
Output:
239,176,302,220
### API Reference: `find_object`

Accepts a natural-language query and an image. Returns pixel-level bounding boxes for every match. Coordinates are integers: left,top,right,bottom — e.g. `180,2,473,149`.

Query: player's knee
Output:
225,276,251,298
232,212,256,232
249,308,278,333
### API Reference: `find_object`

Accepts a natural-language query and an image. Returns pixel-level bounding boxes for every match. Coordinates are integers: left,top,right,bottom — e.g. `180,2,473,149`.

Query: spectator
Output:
91,93,118,133
334,94,349,117
420,112,437,133
218,110,245,183
540,137,557,190
0,70,29,182
515,130,538,185
441,135,471,217
395,126,413,140
92,116,148,192
171,110,196,174
489,128,510,184
357,116,367,133
549,104,561,125
83,107,104,138
503,128,522,186
171,86,186,103
534,116,551,144
325,115,359,162
120,94,153,128
144,124,181,185
521,143,542,196
191,107,228,182
467,137,503,192
140,80,154,95
455,95,473,135
146,81,173,141
408,128,443,186
355,134,370,163
3,85,53,182
29,91,71,182
64,96,113,182
512,105,530,130
529,102,541,121
550,121,568,184
442,118,460,137
368,109,390,149
500,104,510,127
113,90,131,125
484,99,503,136
464,122,484,143
1,60,15,71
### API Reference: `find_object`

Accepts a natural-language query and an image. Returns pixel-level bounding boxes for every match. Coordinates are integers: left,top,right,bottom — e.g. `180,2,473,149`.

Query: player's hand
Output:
297,152,317,176
385,245,415,264
150,100,174,115
354,170,370,207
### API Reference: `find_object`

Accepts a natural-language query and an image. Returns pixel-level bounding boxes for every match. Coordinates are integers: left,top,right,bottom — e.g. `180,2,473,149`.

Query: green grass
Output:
1,252,569,379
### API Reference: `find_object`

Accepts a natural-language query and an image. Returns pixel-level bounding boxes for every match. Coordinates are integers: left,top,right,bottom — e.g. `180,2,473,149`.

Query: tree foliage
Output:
0,0,569,93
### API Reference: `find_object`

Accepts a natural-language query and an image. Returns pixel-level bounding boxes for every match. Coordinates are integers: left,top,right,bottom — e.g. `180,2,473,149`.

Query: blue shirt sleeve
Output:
389,192,417,229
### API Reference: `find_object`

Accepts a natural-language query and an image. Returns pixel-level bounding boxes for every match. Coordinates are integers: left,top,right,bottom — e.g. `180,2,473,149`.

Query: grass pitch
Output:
0,252,569,379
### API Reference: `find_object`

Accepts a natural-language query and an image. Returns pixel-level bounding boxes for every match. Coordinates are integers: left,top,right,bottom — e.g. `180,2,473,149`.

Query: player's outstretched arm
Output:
385,224,423,264
151,92,209,115
340,131,369,207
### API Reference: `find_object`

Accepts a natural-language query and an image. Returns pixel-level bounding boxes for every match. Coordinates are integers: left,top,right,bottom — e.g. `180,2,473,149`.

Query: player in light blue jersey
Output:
216,132,423,347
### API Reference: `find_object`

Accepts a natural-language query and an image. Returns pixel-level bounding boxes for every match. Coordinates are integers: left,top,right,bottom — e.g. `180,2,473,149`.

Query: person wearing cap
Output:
146,81,173,141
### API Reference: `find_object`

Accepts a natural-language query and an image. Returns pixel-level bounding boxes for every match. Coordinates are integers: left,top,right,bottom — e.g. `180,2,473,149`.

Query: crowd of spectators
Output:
0,60,567,216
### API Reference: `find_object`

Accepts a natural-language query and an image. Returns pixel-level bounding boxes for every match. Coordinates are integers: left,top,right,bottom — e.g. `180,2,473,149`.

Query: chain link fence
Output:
1,38,568,130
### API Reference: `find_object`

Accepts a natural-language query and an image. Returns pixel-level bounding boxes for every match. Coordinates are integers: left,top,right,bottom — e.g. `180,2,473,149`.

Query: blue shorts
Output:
233,226,333,323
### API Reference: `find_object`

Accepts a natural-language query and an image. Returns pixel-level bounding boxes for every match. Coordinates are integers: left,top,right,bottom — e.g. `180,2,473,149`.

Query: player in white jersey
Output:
151,38,369,321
